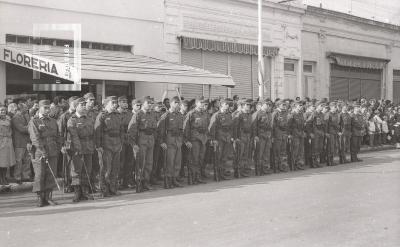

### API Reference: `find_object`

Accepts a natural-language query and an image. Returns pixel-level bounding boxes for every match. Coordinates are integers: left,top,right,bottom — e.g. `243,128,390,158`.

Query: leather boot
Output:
46,190,58,206
196,173,206,184
142,181,152,191
356,155,363,162
350,153,356,162
80,186,89,200
73,186,81,203
339,155,344,164
37,192,48,207
172,177,183,188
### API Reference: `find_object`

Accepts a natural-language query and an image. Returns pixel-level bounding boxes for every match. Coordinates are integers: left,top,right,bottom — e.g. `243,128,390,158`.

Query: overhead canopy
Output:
0,43,234,86
327,52,390,70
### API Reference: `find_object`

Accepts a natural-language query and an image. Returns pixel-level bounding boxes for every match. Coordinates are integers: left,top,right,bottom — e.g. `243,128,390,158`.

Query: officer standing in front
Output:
28,100,61,207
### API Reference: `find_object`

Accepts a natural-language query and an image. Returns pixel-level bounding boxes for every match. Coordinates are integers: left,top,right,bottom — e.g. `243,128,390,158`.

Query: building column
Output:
0,61,5,103
385,44,394,101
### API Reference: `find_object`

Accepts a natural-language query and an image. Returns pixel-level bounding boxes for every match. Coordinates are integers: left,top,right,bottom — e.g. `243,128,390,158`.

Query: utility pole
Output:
257,0,264,100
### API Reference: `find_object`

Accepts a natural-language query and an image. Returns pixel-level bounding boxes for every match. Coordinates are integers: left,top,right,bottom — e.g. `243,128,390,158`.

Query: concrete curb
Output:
2,145,398,194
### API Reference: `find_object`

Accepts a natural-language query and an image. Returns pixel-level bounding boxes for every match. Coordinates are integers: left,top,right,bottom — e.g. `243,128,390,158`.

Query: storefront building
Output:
0,0,233,103
302,6,400,102
164,0,305,100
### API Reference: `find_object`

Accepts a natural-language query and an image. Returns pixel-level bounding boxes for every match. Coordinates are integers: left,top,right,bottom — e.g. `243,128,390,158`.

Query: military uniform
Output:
303,109,313,167
117,102,134,189
95,98,123,196
158,106,184,188
127,106,158,190
325,109,340,166
28,100,61,206
209,100,235,179
151,102,165,184
271,104,290,172
67,104,95,201
252,105,273,174
339,110,352,163
350,110,364,162
183,103,210,183
288,110,305,170
306,107,327,168
233,100,253,177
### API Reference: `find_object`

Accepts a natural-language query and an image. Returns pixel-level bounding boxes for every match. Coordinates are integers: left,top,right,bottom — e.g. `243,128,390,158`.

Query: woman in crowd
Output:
0,104,16,185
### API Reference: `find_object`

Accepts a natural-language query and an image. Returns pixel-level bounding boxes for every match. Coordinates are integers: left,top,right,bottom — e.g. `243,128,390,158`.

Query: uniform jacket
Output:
287,111,305,137
118,108,133,144
233,111,253,140
306,111,327,136
351,113,365,137
183,108,209,145
271,109,289,138
28,114,61,157
127,110,158,145
95,110,123,152
58,110,74,144
67,113,95,154
252,110,272,139
157,110,184,145
209,110,234,142
325,112,340,135
339,112,352,136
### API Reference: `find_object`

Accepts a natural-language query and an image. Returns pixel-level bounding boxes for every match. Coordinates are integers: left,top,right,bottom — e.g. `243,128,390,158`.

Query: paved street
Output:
1,149,399,247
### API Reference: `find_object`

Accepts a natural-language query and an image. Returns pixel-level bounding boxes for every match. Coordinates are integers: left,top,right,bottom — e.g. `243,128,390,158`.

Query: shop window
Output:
303,64,313,73
6,34,16,43
284,62,295,72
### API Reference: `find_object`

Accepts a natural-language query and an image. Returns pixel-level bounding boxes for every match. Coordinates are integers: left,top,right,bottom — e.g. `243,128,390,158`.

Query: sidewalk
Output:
1,144,398,194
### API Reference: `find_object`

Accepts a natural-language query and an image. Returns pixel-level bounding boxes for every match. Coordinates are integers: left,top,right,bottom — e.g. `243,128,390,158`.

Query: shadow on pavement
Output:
1,149,398,218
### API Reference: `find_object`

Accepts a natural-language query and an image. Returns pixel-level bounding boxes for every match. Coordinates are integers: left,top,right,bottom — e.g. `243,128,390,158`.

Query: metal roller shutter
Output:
393,70,400,104
230,54,252,99
349,78,361,101
203,51,228,99
181,49,204,99
361,79,381,100
330,77,348,100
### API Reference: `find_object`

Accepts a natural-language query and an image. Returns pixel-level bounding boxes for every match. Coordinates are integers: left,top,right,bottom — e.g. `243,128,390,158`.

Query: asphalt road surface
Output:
1,149,399,247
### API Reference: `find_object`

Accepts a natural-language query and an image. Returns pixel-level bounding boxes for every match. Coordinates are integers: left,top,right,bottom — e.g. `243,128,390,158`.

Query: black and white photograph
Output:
0,0,399,246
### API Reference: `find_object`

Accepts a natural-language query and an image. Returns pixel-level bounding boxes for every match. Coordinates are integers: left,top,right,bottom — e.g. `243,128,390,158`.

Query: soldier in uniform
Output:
151,101,165,185
233,99,253,177
128,97,158,191
306,102,327,168
183,97,210,184
95,96,123,197
325,102,340,166
158,96,184,188
271,100,290,172
288,101,305,170
179,100,190,180
209,98,235,180
117,96,133,189
320,104,330,164
28,100,61,207
350,103,364,162
339,104,352,164
304,103,315,167
67,98,95,202
58,96,79,191
252,99,273,174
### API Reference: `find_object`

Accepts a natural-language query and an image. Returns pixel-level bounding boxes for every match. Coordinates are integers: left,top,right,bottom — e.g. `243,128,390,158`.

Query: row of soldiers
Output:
28,93,369,207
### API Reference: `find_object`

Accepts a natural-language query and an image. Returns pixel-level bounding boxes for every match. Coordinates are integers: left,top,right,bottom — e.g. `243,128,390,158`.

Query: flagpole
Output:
258,0,264,100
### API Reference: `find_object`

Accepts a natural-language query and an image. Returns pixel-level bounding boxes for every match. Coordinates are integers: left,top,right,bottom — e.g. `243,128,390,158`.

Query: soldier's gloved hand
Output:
338,132,343,136
254,136,260,143
96,147,104,154
133,145,139,154
185,141,192,149
160,143,167,150
41,152,48,159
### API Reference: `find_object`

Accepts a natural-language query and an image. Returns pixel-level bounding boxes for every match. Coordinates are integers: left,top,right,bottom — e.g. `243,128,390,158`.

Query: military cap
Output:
220,98,233,104
83,93,95,100
118,96,128,102
170,96,180,103
68,96,79,104
72,97,86,108
181,100,189,106
154,101,163,107
275,100,287,106
143,96,154,103
103,96,118,105
132,99,142,105
244,99,253,105
195,96,205,103
38,100,51,107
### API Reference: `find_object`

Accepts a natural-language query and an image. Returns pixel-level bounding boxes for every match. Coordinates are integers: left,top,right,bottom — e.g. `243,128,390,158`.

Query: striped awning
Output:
1,43,234,87
327,52,390,70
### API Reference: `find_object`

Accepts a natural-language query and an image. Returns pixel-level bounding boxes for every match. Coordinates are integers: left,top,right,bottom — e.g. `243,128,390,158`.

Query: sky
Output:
301,0,400,25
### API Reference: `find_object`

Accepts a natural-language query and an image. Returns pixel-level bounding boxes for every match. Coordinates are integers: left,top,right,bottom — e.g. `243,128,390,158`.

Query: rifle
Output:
186,147,193,185
233,140,241,178
81,157,95,200
133,146,144,193
253,138,259,176
287,136,294,171
213,142,220,182
163,148,167,189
